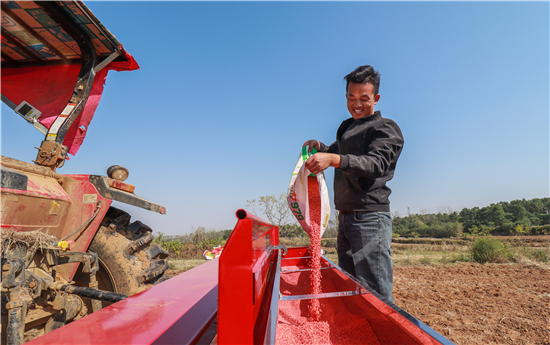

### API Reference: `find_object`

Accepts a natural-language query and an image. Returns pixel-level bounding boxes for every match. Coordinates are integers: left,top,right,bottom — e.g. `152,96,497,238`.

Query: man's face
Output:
346,82,380,120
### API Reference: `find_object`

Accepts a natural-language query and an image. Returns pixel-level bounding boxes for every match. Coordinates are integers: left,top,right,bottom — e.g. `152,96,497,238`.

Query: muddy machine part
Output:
1,1,169,344
1,244,127,345
26,210,455,345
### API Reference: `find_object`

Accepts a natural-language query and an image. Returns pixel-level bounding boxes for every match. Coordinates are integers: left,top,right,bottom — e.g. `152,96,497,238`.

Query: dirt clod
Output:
134,250,150,269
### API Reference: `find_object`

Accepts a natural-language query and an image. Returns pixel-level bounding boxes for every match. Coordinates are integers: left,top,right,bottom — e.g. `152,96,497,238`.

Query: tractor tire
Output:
76,207,169,297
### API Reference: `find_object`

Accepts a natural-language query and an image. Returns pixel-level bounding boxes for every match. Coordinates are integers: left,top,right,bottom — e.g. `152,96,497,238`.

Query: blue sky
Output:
2,1,548,235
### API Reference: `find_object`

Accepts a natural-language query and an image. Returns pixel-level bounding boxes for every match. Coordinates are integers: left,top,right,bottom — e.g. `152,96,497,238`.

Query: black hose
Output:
59,285,128,303
59,201,101,241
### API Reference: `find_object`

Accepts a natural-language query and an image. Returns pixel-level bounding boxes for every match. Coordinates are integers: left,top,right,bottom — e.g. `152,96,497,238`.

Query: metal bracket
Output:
35,1,98,151
1,95,48,135
93,51,120,74
280,266,333,274
272,244,288,257
33,141,68,169
89,175,166,214
1,259,25,289
57,252,98,276
57,251,101,312
280,289,367,301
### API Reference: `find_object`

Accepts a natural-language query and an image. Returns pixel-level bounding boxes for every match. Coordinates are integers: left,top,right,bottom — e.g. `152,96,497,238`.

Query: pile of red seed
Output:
276,272,381,345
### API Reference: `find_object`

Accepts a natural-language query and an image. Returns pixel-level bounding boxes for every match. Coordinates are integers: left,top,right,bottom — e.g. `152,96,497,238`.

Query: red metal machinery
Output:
2,2,171,342
26,209,454,345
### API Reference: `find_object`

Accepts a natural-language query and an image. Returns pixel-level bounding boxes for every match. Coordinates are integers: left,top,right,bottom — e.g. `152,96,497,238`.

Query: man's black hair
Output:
344,65,380,96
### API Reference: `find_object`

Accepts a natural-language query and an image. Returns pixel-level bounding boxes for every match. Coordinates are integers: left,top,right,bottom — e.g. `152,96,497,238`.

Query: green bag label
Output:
302,145,318,176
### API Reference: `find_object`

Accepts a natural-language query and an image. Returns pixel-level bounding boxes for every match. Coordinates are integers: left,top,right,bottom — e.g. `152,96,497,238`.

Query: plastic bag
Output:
287,146,331,237
203,245,224,260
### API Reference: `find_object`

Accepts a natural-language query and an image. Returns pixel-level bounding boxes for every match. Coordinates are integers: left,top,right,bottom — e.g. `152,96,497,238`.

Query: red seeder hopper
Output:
27,210,454,345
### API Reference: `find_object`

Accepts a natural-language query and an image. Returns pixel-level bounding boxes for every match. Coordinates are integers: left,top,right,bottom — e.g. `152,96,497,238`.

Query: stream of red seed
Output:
308,176,322,321
274,176,383,344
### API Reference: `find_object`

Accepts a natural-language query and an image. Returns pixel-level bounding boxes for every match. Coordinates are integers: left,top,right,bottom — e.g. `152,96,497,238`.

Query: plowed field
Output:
393,262,550,345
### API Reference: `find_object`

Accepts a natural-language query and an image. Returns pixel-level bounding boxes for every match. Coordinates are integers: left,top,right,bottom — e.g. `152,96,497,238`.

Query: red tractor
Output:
1,1,169,343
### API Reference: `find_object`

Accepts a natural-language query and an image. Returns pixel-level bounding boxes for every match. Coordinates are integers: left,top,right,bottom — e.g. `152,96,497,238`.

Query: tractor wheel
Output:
76,207,169,297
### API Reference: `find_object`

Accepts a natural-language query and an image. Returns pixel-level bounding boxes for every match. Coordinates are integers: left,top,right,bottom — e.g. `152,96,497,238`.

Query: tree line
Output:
157,197,549,251
393,198,550,238
250,195,550,238
455,197,550,236
155,197,549,259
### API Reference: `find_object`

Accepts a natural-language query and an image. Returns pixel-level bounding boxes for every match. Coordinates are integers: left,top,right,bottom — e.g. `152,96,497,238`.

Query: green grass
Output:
165,235,549,273
168,259,207,272
323,247,338,265
515,246,550,263
391,240,471,266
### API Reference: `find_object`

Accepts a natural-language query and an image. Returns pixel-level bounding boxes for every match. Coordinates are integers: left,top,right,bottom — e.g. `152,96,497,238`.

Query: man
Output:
304,65,403,303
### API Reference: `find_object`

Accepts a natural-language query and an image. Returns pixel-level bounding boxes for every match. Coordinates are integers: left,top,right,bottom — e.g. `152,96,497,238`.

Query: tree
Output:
246,193,296,228
509,203,529,223
459,207,480,232
322,212,339,238
484,204,508,227
279,224,307,238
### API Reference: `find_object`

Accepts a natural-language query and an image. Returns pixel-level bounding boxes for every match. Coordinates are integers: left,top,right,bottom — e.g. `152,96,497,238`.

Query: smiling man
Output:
304,65,404,303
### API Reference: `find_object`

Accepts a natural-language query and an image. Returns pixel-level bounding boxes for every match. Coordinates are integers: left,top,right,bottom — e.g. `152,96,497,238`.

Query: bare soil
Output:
393,262,550,345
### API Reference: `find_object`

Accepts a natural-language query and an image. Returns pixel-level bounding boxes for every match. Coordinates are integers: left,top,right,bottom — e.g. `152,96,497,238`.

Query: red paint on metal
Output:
2,181,69,200
282,247,331,268
217,209,280,344
0,173,71,233
67,175,90,182
2,173,112,281
26,259,219,345
56,176,112,281
106,178,135,193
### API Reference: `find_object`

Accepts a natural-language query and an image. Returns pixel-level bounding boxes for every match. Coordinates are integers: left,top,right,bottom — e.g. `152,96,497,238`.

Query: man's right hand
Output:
302,139,320,152
305,153,341,175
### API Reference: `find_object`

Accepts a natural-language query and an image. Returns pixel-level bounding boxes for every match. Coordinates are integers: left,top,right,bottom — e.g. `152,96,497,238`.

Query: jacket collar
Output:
354,110,381,122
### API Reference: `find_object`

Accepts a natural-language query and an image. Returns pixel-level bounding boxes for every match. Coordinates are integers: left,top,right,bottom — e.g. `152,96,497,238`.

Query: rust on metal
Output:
33,141,68,171
106,178,135,193
106,165,129,182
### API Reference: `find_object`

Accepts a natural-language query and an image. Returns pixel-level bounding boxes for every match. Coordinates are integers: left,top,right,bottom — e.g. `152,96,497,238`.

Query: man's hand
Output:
305,153,341,175
302,139,320,152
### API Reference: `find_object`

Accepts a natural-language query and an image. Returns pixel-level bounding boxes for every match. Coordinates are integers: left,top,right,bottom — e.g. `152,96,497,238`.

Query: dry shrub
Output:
441,242,469,252
1,228,58,257
470,236,514,264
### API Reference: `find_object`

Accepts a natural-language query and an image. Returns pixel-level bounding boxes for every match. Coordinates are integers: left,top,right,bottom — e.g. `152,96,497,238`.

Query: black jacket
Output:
319,111,403,212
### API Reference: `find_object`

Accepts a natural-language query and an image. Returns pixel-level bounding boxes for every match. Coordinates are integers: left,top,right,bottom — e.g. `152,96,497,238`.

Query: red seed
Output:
275,178,381,344
308,176,322,320
276,271,381,345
